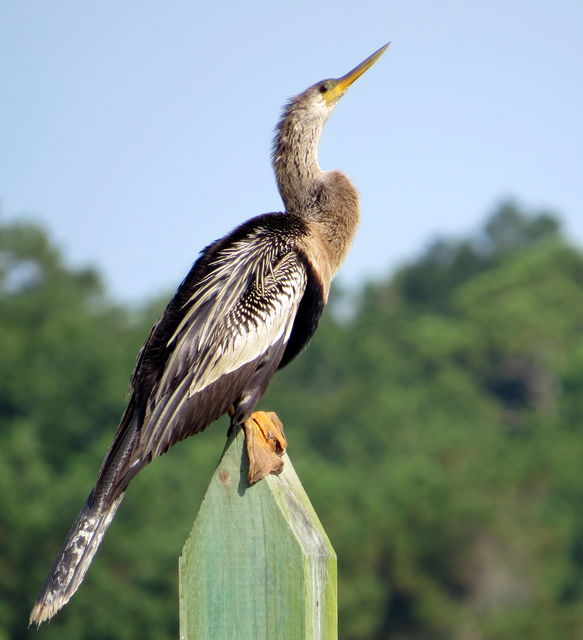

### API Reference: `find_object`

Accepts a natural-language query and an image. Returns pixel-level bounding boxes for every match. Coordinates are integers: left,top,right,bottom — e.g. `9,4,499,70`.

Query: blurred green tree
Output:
2,200,583,639
268,201,583,639
0,218,223,639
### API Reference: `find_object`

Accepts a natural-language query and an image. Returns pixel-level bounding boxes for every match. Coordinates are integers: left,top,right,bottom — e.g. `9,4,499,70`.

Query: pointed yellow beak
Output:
323,42,391,105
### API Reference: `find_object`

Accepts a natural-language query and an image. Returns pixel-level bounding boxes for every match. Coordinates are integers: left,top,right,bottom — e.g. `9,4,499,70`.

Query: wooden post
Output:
179,427,337,640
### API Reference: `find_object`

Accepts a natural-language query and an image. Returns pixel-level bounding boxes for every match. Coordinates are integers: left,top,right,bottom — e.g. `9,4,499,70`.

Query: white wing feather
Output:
138,227,307,452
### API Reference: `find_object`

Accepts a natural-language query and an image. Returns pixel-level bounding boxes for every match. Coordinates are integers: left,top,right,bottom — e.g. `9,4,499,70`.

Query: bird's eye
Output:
319,82,331,94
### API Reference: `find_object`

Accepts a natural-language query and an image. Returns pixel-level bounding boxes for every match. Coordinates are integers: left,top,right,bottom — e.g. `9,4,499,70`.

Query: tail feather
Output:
29,492,125,627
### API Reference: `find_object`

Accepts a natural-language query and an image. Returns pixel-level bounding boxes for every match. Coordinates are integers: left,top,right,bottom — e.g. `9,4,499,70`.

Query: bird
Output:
29,42,390,626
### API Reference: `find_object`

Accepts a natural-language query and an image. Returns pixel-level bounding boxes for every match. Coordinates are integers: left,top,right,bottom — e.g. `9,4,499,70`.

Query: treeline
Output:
1,202,583,639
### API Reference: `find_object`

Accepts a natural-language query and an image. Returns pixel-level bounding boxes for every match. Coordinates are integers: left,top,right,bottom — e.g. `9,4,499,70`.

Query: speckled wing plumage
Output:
132,216,311,464
98,213,320,499
30,213,325,626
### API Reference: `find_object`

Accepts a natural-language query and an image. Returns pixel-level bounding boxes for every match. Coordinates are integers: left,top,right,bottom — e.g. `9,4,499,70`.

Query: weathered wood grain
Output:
179,427,337,640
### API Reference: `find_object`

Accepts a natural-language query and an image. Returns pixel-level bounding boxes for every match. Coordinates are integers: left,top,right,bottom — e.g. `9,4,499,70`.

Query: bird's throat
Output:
272,107,325,216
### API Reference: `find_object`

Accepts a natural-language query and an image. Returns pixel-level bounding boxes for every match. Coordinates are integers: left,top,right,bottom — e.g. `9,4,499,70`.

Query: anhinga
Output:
30,42,389,626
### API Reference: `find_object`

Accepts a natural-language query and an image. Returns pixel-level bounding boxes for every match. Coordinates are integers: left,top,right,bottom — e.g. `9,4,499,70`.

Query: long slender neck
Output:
272,101,325,216
272,94,361,277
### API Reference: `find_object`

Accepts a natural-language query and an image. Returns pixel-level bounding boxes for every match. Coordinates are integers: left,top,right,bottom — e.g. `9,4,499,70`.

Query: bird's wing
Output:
128,226,308,470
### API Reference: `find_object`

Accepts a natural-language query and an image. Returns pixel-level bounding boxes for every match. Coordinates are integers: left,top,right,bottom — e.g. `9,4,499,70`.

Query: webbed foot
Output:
242,411,287,484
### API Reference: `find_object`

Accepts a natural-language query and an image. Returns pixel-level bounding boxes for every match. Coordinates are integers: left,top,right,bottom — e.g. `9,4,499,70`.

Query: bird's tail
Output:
29,491,125,627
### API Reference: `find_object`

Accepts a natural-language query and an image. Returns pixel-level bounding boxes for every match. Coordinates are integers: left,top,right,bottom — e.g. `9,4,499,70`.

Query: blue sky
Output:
1,1,581,301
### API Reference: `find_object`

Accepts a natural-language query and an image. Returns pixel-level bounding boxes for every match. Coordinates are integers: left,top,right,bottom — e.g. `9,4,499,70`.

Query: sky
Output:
1,1,582,302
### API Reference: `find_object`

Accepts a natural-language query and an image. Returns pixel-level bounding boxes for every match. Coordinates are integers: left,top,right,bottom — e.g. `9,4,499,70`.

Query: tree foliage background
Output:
2,201,583,639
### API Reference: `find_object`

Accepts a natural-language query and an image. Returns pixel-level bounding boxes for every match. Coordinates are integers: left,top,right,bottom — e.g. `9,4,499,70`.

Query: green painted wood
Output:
179,428,337,640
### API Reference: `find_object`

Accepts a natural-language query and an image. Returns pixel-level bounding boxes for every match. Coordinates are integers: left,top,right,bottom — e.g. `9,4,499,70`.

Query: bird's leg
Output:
242,411,287,484
226,405,238,438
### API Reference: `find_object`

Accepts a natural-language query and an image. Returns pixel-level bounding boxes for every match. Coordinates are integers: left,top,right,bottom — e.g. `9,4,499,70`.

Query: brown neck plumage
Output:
272,98,324,215
272,94,360,276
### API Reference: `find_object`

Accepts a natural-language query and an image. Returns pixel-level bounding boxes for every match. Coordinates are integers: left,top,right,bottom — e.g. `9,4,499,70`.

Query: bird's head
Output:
290,42,391,122
273,42,390,213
